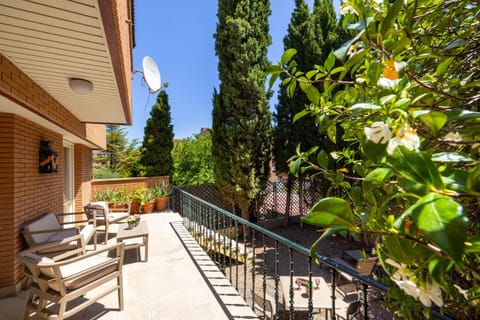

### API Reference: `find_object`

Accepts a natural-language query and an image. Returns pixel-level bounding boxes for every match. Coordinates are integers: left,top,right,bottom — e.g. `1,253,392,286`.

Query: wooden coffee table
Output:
116,220,149,262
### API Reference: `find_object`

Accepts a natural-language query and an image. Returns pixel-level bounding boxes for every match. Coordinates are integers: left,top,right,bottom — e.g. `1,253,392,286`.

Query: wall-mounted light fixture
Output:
39,140,58,173
69,78,93,94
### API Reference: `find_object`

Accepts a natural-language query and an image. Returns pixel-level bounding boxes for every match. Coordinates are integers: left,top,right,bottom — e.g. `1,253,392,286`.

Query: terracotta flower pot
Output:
130,199,141,214
142,201,155,213
155,197,169,212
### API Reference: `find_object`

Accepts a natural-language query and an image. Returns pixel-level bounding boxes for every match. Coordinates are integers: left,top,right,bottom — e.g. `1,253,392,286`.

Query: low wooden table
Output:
280,276,348,318
116,220,149,262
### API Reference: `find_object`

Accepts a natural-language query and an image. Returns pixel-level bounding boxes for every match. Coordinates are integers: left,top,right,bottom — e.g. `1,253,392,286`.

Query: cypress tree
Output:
273,0,343,222
140,91,174,177
212,0,272,220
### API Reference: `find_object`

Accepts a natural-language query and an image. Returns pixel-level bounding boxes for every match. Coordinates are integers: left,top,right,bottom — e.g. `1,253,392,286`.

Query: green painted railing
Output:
171,187,453,320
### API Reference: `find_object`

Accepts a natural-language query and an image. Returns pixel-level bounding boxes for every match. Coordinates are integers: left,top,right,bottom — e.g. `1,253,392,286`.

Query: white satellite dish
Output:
142,56,161,93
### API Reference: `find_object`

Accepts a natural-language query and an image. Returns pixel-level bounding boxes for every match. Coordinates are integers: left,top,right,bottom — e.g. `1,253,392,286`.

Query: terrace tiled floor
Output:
0,212,257,320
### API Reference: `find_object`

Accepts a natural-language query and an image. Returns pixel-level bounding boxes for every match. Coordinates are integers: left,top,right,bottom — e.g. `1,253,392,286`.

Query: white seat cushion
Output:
24,213,61,244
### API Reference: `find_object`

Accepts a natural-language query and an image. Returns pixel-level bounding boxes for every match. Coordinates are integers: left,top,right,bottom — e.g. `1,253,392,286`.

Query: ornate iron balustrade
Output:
172,187,453,320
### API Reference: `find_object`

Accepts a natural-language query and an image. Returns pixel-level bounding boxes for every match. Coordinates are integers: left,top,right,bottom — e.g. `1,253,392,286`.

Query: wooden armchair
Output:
84,202,129,246
17,238,125,320
22,212,95,253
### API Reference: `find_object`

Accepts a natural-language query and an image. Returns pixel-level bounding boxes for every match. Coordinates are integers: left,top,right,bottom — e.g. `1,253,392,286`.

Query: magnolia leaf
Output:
417,111,448,136
281,48,297,65
441,168,468,193
429,257,453,284
395,193,467,262
388,147,444,191
380,0,403,36
362,139,388,163
309,227,348,264
268,73,279,91
299,82,320,104
287,80,297,98
467,165,480,195
289,158,301,177
327,123,337,143
317,150,329,169
349,103,382,113
293,110,310,123
363,168,394,194
324,52,336,72
444,39,465,51
398,178,429,196
334,30,364,62
393,98,411,110
302,197,356,229
383,235,431,264
446,109,480,121
436,57,455,76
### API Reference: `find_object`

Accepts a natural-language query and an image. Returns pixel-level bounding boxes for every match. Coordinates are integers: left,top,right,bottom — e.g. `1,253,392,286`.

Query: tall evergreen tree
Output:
140,91,174,177
273,0,343,221
212,0,272,220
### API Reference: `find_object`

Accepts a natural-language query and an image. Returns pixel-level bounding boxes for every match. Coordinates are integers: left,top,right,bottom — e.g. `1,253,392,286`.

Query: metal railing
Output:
171,187,453,320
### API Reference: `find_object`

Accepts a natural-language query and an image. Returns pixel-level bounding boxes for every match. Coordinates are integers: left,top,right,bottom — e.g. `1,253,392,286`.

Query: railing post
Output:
330,268,337,320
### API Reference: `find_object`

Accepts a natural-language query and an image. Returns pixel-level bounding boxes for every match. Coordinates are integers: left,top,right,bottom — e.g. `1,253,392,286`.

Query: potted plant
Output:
141,188,156,213
152,181,172,212
129,187,146,214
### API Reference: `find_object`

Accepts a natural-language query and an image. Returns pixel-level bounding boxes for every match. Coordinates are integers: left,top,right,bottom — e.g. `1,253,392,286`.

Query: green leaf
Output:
467,165,480,195
287,80,297,98
268,73,279,91
327,123,337,143
324,52,336,72
428,257,453,284
441,168,468,193
444,39,465,51
383,235,431,264
293,110,310,123
432,152,473,163
415,111,447,136
280,48,297,65
309,227,348,264
349,103,382,113
436,57,455,76
289,158,301,177
398,178,429,196
302,197,356,229
381,0,404,36
317,150,329,169
388,147,444,191
362,139,387,163
395,193,468,262
446,109,480,121
334,31,364,62
299,82,320,104
363,168,394,194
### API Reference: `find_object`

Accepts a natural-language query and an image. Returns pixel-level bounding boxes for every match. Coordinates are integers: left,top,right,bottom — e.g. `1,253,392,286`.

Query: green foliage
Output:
172,132,214,186
101,125,141,177
140,91,174,177
92,167,122,179
151,181,172,198
270,0,480,317
212,0,273,219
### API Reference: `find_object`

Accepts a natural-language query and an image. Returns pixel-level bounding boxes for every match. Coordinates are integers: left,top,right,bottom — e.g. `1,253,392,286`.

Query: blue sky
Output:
127,0,339,142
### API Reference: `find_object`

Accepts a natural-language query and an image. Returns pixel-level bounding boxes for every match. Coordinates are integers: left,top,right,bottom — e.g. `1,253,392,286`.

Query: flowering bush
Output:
269,0,480,318
127,214,141,226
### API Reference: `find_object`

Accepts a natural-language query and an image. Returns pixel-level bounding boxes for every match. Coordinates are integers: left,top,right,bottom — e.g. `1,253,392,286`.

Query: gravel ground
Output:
220,220,394,319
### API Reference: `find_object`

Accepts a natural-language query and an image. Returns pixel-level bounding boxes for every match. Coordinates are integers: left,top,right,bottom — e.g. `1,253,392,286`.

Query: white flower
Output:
385,258,411,280
444,131,462,142
418,281,444,307
364,122,392,144
340,1,355,15
394,279,420,299
394,279,444,308
378,77,400,90
386,127,420,154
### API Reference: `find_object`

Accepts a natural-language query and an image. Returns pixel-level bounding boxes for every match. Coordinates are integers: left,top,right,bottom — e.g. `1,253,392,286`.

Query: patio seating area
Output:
1,212,257,320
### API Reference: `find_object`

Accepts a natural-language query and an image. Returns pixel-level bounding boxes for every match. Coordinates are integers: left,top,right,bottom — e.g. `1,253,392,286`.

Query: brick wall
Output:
0,53,86,140
74,144,93,211
0,113,63,295
91,176,170,199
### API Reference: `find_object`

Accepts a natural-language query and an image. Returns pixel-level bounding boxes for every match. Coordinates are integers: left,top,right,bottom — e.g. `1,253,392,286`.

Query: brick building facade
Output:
0,0,134,297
